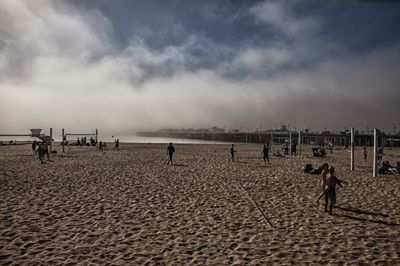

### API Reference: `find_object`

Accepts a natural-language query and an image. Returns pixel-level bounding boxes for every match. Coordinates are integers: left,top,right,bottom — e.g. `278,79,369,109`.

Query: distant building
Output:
209,127,225,133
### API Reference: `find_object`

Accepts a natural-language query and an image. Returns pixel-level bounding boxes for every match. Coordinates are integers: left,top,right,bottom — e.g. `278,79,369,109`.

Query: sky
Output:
0,0,400,136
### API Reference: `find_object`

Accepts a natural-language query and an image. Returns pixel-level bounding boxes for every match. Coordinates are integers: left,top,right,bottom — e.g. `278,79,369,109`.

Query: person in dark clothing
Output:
291,141,297,156
229,144,236,162
363,147,368,162
167,143,175,165
32,141,37,154
99,141,103,152
283,141,289,155
37,143,45,164
114,139,120,150
377,146,383,163
261,143,269,164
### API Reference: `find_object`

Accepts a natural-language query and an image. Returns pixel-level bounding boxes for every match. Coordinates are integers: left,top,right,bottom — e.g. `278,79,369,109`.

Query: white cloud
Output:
0,0,399,136
249,0,321,37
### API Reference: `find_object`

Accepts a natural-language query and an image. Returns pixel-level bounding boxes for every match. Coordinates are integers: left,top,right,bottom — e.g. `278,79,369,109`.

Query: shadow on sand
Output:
170,163,188,167
335,206,399,226
336,206,389,217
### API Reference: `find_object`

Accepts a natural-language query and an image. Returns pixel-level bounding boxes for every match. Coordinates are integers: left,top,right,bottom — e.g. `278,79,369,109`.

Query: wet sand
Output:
1,143,399,265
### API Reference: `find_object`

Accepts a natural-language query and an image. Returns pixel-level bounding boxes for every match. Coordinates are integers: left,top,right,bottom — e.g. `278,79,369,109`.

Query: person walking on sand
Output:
363,146,368,162
37,143,45,164
99,141,103,152
377,146,383,163
324,167,348,215
283,140,289,155
42,141,51,161
229,144,236,162
316,163,329,203
291,140,297,156
114,139,119,150
167,142,175,165
261,143,269,164
32,141,37,154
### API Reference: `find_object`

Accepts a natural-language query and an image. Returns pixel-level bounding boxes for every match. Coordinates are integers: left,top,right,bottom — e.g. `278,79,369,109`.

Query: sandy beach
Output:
1,143,399,265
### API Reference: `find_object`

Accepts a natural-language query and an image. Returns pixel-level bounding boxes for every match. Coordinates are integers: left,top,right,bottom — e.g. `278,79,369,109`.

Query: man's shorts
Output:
325,187,336,205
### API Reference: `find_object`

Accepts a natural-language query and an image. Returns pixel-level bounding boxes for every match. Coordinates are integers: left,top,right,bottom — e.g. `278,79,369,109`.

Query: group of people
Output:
363,146,399,175
168,142,348,215
166,142,272,165
166,141,297,166
98,139,119,152
282,140,297,156
315,163,348,215
378,161,400,175
229,142,271,164
228,141,299,164
32,141,52,164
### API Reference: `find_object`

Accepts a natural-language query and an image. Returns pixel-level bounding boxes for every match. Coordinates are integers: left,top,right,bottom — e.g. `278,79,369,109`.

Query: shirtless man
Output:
316,163,329,203
324,167,348,215
43,142,50,160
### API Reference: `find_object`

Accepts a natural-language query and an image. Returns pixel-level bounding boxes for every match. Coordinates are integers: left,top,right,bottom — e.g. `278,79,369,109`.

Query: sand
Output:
1,143,399,265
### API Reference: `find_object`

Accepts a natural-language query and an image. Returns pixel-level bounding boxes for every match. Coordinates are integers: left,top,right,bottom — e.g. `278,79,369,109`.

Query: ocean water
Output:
103,135,227,144
0,135,227,144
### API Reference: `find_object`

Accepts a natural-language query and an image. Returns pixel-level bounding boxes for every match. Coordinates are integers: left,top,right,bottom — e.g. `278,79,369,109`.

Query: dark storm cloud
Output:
0,0,399,134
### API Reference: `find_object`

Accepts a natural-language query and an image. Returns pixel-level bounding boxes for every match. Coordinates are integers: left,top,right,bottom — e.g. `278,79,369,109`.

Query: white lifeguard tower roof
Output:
30,128,42,137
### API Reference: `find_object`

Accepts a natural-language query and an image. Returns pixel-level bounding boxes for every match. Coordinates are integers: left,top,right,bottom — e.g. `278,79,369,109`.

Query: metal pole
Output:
95,129,98,143
289,130,292,156
373,129,377,177
50,128,53,152
351,127,355,171
62,128,65,153
270,131,273,145
298,130,301,156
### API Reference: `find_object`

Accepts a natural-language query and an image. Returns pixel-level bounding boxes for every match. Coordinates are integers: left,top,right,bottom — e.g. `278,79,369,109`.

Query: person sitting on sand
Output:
167,142,175,165
261,143,269,164
273,150,283,157
317,163,329,203
324,167,348,215
379,161,399,175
